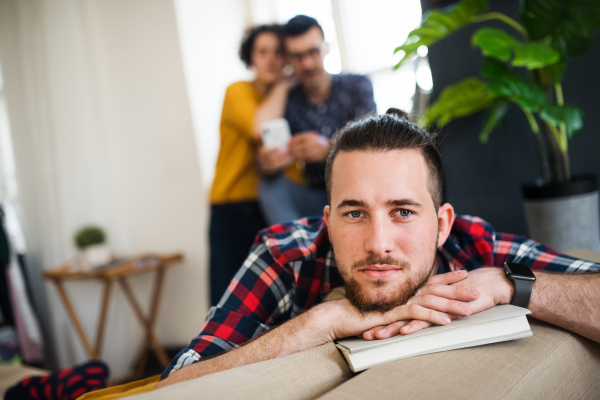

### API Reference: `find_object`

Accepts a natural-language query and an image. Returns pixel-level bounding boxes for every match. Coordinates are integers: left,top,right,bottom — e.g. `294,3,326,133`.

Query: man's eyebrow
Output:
337,199,366,209
386,199,423,208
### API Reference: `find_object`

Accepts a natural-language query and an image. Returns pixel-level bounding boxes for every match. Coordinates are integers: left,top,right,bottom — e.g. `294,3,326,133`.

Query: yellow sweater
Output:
210,81,302,204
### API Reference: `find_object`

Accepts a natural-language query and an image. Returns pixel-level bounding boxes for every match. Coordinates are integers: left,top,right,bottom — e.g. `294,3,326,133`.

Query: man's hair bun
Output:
385,108,409,119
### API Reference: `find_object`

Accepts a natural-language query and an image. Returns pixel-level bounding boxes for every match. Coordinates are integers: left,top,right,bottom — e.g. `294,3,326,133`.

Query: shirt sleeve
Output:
493,232,600,273
440,215,600,274
352,75,377,118
221,82,260,141
160,234,296,380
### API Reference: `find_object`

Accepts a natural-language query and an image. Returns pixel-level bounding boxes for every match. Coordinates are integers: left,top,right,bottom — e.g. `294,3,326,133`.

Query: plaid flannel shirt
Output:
162,214,599,379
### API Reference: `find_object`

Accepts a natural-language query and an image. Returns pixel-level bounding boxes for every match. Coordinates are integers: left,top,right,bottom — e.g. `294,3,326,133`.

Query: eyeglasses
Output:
287,42,326,63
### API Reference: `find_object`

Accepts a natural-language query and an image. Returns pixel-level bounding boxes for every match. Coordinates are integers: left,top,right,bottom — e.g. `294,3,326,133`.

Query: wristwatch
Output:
502,262,536,308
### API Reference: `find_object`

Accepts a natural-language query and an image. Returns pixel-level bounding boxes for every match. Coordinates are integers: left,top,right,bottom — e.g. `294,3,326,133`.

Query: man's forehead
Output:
330,149,430,204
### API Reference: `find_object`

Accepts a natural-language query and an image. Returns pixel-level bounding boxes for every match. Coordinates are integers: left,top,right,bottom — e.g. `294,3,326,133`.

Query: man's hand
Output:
258,146,293,175
312,274,476,342
364,268,512,340
289,131,330,163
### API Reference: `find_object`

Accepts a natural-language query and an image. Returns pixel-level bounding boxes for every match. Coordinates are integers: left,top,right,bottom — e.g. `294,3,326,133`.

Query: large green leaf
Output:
394,0,488,68
472,28,518,61
472,28,561,69
540,104,584,138
481,58,546,110
420,77,496,127
521,0,600,56
479,100,511,143
512,43,560,69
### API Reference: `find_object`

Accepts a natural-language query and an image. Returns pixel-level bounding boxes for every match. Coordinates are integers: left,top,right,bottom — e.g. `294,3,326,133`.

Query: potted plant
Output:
74,226,112,269
394,0,600,252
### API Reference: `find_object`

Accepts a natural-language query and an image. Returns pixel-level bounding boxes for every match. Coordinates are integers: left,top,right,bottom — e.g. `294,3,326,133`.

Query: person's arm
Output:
221,82,262,141
253,77,298,138
528,271,600,341
157,279,475,389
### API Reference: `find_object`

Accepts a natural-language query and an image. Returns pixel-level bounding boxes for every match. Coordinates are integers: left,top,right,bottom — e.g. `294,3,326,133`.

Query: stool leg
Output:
94,279,113,357
118,274,170,375
52,279,98,359
146,267,169,366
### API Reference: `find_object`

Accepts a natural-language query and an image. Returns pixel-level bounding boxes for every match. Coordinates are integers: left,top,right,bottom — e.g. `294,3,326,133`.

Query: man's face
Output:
324,150,449,313
285,26,328,88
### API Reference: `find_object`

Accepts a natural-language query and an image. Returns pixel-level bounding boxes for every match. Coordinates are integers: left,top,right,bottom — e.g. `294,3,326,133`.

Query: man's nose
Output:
364,216,394,257
301,56,315,70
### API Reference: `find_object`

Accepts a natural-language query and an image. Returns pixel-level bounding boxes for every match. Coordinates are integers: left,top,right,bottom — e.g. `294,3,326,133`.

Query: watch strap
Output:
510,277,533,308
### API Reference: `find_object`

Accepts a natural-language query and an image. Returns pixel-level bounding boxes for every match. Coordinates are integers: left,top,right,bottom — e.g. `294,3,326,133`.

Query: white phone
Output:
261,118,292,150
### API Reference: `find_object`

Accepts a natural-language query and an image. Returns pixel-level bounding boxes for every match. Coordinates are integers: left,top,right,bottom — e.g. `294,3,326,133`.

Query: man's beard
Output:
339,254,434,314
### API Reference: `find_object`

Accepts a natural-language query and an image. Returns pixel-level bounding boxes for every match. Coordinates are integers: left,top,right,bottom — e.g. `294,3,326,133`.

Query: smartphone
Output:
261,118,292,150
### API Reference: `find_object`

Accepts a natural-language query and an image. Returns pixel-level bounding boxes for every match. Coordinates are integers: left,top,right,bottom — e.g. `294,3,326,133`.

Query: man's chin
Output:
344,272,429,314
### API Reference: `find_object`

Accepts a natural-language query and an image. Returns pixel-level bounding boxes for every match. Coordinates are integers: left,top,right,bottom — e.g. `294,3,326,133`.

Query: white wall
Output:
0,0,209,379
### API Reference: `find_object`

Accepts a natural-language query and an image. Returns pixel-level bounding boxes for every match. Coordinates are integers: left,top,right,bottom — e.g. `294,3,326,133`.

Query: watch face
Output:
505,263,536,278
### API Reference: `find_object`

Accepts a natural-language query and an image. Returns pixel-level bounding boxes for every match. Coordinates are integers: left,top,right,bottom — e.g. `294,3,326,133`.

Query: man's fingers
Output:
399,320,434,335
426,270,468,285
370,320,410,340
408,293,472,317
417,283,479,302
386,304,452,327
362,325,387,340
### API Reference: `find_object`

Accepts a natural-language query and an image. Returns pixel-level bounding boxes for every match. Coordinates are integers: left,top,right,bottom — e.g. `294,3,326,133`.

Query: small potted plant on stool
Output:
74,226,112,270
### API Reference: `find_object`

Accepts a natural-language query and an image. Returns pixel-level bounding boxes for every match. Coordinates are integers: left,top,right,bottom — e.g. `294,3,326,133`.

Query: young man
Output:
156,111,600,389
257,15,377,225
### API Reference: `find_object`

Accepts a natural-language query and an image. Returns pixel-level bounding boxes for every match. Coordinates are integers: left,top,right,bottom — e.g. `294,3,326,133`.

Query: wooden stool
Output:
43,253,183,379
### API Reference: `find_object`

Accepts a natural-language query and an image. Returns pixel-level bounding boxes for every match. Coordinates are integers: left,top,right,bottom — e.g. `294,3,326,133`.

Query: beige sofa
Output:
130,318,600,400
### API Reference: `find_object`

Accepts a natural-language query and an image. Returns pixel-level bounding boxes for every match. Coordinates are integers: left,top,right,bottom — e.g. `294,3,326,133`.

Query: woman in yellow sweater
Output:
209,25,296,305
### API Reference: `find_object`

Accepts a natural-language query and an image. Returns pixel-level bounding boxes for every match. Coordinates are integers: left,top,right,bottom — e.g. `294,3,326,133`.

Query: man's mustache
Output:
352,255,410,271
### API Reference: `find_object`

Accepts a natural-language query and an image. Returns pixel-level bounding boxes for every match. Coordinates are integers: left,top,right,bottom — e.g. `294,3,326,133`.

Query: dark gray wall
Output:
422,0,600,235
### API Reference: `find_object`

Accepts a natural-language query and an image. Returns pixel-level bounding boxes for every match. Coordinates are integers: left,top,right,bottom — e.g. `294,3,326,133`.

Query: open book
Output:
336,304,532,372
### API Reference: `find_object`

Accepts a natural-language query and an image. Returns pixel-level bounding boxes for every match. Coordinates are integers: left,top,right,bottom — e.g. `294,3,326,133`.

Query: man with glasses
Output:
258,15,377,225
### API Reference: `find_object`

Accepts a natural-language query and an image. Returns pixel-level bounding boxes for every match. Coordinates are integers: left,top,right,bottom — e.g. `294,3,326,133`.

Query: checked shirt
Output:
162,214,599,379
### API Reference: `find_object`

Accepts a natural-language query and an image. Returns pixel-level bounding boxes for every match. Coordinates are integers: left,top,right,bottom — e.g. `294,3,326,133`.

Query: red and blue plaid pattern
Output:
162,215,599,379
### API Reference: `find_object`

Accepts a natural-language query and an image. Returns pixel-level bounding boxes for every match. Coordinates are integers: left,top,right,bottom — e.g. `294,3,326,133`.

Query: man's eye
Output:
349,211,362,218
398,209,411,217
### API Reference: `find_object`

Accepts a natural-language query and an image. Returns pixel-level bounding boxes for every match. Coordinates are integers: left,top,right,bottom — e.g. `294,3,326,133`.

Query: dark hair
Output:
284,15,324,38
324,108,444,209
239,24,283,68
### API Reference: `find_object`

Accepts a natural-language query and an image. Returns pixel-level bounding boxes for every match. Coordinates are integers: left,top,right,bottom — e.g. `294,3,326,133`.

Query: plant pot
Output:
79,243,112,270
522,175,600,253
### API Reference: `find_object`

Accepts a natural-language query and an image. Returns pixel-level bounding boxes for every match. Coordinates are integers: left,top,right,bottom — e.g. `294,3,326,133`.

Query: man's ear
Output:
324,205,330,228
437,203,455,248
322,42,330,57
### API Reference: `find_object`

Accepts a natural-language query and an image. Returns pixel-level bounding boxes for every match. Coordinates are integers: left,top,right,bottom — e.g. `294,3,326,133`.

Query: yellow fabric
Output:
210,81,304,205
76,375,159,400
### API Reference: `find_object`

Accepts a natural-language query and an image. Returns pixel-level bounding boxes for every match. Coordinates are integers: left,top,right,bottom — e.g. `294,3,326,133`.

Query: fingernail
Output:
454,270,466,274
468,289,479,295
401,326,411,334
443,317,451,324
462,306,471,314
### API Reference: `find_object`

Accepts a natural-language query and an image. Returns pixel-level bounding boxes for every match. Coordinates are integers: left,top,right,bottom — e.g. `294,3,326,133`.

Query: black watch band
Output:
510,277,533,308
503,262,536,309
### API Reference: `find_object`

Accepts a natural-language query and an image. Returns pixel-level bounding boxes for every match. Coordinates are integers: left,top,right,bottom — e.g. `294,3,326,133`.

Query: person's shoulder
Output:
335,73,371,85
334,73,373,95
225,81,256,98
257,216,331,265
451,214,496,239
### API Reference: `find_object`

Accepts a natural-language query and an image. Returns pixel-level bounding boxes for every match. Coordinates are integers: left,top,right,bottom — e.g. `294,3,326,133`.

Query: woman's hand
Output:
258,146,293,175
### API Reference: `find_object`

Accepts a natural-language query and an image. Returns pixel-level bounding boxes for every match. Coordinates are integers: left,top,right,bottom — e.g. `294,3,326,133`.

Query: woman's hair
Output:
239,24,284,69
325,108,444,209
